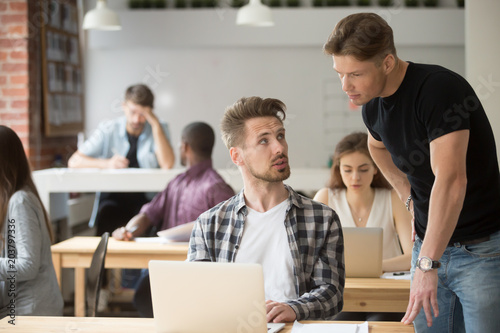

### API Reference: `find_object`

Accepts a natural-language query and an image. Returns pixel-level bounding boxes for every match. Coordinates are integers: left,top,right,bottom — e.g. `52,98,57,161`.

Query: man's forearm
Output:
68,151,107,168
368,142,411,203
150,120,175,169
125,213,153,238
418,175,466,260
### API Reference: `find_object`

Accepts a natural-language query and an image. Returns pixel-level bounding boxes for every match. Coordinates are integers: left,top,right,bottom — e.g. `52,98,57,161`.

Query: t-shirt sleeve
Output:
417,72,472,142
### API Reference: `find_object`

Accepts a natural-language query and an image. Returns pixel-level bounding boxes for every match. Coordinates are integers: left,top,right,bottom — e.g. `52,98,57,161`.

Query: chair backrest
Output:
87,232,109,317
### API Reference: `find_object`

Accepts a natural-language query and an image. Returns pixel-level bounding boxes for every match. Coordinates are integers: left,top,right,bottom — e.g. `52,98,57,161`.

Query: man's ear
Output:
230,147,243,166
383,54,396,74
181,141,189,153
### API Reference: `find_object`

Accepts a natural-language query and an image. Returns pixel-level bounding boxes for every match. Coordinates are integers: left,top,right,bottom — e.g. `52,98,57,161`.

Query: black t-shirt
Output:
363,62,500,243
126,133,140,168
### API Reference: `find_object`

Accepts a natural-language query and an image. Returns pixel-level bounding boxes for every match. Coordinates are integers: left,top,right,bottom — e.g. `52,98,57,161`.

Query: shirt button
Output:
235,245,239,249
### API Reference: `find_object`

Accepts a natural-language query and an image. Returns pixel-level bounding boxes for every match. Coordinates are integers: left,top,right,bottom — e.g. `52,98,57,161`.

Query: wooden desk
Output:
34,167,330,220
52,236,410,317
0,316,415,332
343,278,410,313
51,237,189,317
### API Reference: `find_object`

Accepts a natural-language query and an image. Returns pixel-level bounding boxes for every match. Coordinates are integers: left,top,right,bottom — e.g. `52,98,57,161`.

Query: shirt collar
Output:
117,116,152,141
234,183,304,215
185,159,213,178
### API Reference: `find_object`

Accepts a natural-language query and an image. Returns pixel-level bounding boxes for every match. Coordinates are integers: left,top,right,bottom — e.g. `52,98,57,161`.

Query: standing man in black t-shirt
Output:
323,13,500,332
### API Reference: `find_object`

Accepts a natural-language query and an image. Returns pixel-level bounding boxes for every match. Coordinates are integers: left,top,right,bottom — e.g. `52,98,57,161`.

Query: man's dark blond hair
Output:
125,84,154,108
323,13,397,64
221,96,286,149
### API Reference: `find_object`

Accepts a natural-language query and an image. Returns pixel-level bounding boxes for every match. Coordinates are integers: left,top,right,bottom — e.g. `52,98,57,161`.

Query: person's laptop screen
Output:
343,227,383,278
149,260,285,333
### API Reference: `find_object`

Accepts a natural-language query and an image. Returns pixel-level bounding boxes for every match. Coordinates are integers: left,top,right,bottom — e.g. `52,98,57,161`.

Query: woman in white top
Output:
0,126,63,319
314,132,412,272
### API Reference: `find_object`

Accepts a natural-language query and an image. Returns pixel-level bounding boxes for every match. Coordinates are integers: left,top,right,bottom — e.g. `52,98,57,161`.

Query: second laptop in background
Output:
343,227,383,278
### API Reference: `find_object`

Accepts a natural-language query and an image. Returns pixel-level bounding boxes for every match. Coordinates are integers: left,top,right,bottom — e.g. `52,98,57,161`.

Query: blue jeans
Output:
411,230,500,333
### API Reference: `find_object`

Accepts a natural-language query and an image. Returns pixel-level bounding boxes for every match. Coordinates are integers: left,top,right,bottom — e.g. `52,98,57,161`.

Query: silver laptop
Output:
343,227,383,278
149,260,286,333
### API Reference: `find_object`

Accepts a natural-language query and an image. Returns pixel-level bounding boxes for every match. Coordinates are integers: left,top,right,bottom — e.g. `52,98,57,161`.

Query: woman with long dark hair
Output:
0,126,63,319
314,132,412,272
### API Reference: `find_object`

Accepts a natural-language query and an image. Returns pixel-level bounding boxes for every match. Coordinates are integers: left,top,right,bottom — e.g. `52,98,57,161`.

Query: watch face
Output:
419,257,432,270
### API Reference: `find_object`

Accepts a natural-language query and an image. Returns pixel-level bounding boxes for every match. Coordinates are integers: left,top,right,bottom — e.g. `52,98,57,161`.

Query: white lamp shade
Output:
236,0,274,27
83,0,121,31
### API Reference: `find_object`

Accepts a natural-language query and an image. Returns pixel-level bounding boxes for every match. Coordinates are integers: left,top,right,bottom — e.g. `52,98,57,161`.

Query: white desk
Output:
33,167,330,220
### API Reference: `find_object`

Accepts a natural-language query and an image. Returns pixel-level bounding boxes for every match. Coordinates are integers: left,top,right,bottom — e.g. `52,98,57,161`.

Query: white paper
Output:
134,237,189,245
291,321,368,333
134,237,168,243
157,221,195,242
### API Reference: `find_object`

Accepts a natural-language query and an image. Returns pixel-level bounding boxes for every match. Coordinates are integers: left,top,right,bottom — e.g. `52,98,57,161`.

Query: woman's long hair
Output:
328,132,392,190
0,125,54,243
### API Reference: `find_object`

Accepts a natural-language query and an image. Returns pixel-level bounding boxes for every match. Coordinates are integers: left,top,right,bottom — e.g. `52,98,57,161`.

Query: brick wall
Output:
0,0,77,170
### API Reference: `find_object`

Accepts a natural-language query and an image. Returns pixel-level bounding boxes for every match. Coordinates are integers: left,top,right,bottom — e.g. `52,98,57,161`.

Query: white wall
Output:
466,0,500,160
82,4,465,169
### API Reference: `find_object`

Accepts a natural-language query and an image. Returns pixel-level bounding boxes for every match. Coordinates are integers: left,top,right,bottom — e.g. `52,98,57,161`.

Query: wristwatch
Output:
416,256,441,272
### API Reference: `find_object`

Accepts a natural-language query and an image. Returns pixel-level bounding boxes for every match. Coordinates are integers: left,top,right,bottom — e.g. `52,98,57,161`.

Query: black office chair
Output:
87,232,109,317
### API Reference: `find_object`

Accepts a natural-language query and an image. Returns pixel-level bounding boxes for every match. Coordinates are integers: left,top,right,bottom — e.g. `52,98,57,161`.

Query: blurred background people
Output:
68,83,175,236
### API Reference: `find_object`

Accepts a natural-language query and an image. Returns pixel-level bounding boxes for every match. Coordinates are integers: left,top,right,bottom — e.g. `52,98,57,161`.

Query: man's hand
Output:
112,226,134,241
107,154,129,169
266,300,297,323
402,269,439,327
140,106,159,126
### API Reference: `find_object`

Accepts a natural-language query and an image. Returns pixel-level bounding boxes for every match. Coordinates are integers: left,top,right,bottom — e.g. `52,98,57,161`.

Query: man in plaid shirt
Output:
188,96,345,323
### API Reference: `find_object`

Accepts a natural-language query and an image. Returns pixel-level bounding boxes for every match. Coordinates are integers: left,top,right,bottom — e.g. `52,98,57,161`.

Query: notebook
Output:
342,227,383,278
149,260,286,333
156,221,195,242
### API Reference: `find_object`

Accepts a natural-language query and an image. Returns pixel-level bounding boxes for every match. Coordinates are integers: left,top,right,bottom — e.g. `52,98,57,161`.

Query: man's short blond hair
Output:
221,97,286,149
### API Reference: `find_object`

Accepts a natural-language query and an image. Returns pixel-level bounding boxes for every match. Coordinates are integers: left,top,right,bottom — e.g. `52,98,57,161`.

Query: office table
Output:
52,236,410,317
343,277,410,313
34,167,330,220
51,237,189,317
0,316,415,332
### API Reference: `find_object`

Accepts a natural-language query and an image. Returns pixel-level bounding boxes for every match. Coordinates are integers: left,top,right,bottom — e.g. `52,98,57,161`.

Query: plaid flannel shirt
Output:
188,184,345,320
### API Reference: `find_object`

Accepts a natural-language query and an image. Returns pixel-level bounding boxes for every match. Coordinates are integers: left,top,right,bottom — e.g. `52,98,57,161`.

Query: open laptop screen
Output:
149,260,284,333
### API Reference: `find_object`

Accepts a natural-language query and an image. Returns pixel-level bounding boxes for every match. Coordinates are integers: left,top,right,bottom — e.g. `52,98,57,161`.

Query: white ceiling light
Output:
83,0,121,31
236,0,274,27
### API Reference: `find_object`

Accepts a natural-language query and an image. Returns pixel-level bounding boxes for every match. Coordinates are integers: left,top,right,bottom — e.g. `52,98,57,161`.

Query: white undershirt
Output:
234,199,297,302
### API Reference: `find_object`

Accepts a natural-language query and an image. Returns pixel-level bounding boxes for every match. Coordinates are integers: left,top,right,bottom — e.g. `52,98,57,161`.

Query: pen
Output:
122,225,139,234
393,272,406,276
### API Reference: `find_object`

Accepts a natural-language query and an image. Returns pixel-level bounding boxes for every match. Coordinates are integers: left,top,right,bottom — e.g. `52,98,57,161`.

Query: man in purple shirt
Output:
112,121,234,317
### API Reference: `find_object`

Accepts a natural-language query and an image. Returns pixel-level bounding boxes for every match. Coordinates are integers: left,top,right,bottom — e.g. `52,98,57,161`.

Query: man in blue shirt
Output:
68,84,175,235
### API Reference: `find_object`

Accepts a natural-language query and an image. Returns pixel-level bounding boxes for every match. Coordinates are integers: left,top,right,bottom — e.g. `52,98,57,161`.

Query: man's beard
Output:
247,154,291,183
